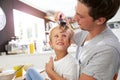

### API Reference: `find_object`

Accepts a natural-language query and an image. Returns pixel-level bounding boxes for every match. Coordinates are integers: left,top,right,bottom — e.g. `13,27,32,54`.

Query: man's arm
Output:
79,73,118,80
79,73,96,80
113,74,118,80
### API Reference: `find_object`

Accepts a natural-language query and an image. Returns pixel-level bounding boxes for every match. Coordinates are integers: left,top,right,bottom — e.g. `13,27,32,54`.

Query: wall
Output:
0,0,14,52
108,8,120,22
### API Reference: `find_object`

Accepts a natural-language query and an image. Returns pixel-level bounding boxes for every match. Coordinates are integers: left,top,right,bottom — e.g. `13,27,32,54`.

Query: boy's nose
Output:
58,36,63,40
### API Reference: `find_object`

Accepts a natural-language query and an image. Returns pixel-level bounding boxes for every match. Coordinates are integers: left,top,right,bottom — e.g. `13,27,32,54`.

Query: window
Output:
13,9,46,52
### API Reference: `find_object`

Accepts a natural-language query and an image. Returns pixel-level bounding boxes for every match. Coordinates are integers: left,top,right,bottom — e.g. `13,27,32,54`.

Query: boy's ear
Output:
49,41,52,47
70,39,73,45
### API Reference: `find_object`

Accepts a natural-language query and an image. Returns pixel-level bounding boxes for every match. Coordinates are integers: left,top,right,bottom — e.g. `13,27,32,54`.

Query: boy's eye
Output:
62,35,67,37
54,35,58,38
53,34,67,38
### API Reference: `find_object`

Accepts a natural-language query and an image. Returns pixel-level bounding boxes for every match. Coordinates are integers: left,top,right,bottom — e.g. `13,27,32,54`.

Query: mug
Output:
13,65,23,78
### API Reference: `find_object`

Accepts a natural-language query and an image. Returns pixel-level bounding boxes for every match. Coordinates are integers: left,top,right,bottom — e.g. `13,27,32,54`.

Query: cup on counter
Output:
13,65,23,78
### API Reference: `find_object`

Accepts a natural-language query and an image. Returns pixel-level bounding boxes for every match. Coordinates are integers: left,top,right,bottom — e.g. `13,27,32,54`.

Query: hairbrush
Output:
59,14,66,29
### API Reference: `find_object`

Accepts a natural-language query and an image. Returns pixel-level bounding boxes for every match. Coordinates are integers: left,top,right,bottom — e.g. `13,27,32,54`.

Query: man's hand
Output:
54,12,66,22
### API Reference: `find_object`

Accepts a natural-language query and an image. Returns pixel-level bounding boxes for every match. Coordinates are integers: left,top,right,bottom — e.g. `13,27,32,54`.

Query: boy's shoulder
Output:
65,53,78,63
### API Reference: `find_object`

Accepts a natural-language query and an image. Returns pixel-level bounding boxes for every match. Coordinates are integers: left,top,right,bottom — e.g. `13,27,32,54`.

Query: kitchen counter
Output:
0,49,76,80
0,47,76,70
0,52,54,70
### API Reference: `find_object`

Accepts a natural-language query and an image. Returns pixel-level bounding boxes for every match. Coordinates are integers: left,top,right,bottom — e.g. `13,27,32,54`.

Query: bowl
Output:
0,70,15,80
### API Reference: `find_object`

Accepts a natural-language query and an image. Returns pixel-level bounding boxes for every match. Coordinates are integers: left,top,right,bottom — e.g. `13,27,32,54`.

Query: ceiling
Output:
19,0,120,22
19,0,77,17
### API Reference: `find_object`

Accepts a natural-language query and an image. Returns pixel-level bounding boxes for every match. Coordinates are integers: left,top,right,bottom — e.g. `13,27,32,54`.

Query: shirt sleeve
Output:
81,46,120,80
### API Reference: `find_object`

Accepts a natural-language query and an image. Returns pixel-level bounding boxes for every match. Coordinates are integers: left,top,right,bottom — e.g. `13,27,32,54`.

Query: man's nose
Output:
73,15,79,22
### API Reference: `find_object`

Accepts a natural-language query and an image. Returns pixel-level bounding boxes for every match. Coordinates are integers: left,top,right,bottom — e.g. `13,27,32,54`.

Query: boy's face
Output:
49,27,71,51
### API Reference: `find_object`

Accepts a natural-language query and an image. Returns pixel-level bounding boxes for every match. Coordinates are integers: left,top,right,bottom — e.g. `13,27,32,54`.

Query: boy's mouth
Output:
57,42,64,45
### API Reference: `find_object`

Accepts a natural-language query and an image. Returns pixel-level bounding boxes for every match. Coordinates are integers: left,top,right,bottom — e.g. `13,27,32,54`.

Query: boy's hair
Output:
78,0,120,21
49,25,71,41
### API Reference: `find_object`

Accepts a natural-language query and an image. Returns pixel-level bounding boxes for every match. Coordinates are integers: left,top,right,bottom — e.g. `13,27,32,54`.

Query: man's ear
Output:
95,17,106,25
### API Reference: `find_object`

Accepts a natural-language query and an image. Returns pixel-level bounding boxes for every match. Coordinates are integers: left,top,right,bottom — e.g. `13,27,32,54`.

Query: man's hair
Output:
78,0,120,21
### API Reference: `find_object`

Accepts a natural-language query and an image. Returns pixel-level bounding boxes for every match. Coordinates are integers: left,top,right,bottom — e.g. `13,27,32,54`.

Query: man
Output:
47,0,120,80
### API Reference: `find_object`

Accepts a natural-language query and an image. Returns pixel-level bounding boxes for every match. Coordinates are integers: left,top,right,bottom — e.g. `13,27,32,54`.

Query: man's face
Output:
74,1,97,31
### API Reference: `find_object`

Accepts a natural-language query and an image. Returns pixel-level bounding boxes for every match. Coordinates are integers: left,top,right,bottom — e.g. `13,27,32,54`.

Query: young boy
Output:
26,25,79,80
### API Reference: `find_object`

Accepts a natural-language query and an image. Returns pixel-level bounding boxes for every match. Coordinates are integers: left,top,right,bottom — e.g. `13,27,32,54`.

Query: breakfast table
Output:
14,76,25,80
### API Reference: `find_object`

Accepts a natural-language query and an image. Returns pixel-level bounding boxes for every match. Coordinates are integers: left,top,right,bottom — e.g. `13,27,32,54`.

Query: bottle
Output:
29,41,35,54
